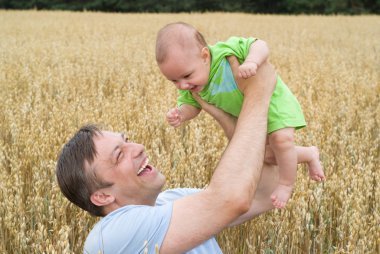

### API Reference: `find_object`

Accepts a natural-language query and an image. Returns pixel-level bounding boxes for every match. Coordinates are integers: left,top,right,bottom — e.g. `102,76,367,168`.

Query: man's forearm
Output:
229,163,278,227
179,104,201,122
214,112,236,141
191,92,237,140
209,60,276,213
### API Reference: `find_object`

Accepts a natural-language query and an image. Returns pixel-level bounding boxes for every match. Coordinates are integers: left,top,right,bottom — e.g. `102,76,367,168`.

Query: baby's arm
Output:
239,39,269,79
166,104,201,128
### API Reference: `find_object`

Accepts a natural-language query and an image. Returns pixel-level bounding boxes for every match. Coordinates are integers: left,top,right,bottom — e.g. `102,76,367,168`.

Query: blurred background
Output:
1,0,380,14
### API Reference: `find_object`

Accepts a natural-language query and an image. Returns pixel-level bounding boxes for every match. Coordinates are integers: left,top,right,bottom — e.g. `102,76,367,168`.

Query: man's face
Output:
159,46,210,93
90,131,166,206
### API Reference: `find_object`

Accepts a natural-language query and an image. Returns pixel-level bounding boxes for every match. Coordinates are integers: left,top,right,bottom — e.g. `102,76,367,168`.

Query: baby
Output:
156,22,325,208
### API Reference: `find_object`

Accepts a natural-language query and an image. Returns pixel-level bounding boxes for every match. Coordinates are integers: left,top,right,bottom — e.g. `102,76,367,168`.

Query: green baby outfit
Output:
177,37,306,133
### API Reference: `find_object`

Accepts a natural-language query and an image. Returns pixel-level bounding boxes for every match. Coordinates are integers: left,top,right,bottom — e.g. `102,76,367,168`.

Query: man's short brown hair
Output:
56,124,112,217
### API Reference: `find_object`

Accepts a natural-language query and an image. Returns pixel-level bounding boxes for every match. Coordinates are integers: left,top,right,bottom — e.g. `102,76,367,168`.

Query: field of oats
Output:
0,10,379,253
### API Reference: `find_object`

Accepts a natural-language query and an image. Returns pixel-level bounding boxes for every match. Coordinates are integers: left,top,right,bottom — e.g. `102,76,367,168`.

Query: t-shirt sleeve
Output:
213,36,257,63
84,188,203,254
177,90,201,109
156,188,202,205
84,204,173,254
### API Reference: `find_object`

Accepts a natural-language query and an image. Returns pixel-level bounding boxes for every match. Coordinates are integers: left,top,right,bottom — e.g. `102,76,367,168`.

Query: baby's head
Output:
156,22,211,93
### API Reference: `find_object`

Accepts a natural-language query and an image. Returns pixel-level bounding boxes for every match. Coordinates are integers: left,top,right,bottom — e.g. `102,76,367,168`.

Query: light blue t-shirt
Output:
83,188,223,254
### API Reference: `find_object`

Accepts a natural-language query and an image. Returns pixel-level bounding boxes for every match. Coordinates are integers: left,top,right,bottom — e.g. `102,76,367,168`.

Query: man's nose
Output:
123,142,145,158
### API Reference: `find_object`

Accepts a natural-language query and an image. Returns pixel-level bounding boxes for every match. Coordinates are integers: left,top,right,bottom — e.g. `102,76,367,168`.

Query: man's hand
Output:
228,56,276,98
239,61,258,78
166,107,182,127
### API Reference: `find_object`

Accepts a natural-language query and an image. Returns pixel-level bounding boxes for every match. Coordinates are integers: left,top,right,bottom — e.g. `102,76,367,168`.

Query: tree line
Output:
1,0,379,14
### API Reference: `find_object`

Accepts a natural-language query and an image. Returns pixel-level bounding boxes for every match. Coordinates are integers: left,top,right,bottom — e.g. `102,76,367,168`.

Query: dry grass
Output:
0,10,379,253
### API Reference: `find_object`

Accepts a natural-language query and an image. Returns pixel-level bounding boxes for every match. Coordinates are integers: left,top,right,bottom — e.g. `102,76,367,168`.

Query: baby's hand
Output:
239,61,259,79
166,107,182,127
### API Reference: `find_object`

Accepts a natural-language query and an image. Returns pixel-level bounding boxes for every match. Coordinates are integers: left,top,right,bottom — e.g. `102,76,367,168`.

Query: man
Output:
56,56,278,253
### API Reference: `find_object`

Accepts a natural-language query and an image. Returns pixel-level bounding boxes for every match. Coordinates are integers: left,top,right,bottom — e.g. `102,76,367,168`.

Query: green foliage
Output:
0,0,379,14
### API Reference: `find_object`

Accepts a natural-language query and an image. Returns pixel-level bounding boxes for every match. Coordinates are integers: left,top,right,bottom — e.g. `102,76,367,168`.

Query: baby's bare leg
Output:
296,146,325,181
265,145,325,181
268,128,297,209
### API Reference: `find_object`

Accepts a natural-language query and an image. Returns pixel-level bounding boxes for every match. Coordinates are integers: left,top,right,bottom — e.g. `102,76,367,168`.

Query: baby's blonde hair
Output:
155,22,207,64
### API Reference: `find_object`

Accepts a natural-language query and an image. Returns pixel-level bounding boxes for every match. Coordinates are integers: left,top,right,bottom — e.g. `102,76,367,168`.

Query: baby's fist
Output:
239,61,258,79
166,108,182,128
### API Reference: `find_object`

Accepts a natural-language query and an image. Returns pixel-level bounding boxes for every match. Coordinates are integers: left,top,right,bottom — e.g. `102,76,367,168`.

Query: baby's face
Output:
159,46,210,93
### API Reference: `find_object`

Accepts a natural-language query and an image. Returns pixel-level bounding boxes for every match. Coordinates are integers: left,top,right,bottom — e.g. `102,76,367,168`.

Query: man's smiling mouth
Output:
137,158,151,176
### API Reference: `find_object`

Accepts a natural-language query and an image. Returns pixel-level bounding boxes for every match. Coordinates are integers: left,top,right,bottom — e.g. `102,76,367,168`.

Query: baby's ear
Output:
201,47,210,63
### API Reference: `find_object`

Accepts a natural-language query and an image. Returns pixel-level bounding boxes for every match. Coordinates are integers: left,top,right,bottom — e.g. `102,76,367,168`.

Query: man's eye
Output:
117,151,123,161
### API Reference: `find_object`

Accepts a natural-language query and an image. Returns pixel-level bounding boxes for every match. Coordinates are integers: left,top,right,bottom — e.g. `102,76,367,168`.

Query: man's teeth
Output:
137,158,149,175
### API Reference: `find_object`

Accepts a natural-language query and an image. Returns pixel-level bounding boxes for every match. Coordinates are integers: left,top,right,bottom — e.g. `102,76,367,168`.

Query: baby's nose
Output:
179,82,190,90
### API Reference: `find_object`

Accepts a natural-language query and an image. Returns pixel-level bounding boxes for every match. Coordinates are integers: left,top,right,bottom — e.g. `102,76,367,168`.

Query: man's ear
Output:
90,190,115,207
201,47,210,64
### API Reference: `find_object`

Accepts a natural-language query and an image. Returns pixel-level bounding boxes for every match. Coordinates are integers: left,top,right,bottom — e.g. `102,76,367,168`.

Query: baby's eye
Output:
184,73,191,79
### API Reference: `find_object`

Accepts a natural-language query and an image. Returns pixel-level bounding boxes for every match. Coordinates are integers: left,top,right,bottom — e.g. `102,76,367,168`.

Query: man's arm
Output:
160,57,277,254
181,96,278,223
229,162,277,226
192,92,236,140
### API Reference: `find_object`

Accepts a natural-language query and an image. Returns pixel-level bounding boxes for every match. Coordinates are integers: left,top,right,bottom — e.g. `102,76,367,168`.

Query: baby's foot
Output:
308,146,326,181
270,184,294,209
